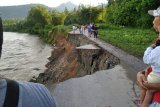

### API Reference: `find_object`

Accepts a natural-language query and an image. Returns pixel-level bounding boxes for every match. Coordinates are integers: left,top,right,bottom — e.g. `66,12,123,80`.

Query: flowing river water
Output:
0,32,52,81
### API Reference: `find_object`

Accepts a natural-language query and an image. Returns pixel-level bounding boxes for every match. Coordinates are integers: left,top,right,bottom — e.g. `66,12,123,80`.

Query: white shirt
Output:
72,26,77,31
143,46,160,75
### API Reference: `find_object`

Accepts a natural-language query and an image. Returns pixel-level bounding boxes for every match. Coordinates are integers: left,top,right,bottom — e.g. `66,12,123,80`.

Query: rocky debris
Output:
37,34,78,83
76,49,119,76
36,33,120,84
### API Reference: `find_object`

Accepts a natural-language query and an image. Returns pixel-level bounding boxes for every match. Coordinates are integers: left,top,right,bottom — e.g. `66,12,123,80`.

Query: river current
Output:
0,32,52,81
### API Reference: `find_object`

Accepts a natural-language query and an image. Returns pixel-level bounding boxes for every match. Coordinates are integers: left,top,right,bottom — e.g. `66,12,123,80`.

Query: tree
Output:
64,6,101,25
64,12,79,25
78,6,101,24
26,6,51,28
105,0,160,28
64,7,69,15
107,0,115,6
51,11,64,26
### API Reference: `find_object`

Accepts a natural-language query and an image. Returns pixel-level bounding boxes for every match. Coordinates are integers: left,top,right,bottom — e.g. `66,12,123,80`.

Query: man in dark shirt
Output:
91,24,98,39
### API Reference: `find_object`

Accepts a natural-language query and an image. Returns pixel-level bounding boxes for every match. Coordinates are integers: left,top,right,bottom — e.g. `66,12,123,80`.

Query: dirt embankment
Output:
37,33,78,83
36,33,120,84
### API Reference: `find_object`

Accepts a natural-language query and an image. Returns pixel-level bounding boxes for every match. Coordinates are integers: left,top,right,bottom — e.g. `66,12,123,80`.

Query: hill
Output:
55,1,77,12
0,2,77,19
0,4,51,19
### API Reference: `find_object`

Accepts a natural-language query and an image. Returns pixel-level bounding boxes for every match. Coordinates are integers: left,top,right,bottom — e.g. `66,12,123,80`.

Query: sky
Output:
0,0,108,7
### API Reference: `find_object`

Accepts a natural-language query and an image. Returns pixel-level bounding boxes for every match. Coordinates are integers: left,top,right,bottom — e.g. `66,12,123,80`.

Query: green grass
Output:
98,24,157,58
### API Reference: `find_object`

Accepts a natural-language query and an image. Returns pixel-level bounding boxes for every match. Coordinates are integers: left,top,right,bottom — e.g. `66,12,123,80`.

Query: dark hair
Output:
155,39,160,46
0,17,3,58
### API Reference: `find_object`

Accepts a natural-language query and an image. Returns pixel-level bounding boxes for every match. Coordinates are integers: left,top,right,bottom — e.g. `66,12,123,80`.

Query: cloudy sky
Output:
0,0,107,7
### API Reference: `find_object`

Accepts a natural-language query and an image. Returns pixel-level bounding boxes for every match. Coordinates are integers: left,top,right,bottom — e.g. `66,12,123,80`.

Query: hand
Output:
137,71,147,89
143,82,153,90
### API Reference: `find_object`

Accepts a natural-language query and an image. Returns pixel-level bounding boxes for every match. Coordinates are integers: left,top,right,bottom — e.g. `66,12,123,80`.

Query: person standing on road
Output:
91,24,98,39
87,23,92,37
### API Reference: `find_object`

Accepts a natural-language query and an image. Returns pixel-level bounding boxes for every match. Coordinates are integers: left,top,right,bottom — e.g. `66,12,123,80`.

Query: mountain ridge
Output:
0,2,77,19
55,1,77,12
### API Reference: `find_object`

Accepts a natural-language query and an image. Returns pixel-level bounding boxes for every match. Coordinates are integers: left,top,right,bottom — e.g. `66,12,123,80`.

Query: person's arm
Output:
137,70,160,90
137,71,147,89
143,44,156,65
143,82,160,90
137,67,160,91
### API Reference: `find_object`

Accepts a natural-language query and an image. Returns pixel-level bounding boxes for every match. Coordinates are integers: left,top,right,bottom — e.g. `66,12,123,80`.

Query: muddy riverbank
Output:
37,33,120,84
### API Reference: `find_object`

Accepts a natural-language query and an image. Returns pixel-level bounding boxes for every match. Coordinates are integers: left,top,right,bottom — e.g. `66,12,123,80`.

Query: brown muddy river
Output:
0,32,52,81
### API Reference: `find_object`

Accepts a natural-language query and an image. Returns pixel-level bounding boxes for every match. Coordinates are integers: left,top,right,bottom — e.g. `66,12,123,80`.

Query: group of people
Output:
72,23,98,39
87,23,98,39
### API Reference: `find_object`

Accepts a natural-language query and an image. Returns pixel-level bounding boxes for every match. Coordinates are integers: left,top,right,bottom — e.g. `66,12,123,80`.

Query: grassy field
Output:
98,24,157,58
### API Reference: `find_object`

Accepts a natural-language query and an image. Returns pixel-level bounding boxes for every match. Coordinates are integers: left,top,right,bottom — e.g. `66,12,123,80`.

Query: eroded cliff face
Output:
37,33,120,83
78,50,120,76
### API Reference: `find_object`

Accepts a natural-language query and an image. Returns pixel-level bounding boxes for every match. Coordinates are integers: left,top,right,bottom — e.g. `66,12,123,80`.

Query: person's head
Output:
0,17,3,58
153,17,160,33
148,7,160,33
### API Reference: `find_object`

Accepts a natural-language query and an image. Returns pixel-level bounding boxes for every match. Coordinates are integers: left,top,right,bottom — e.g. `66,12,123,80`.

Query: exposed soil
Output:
37,33,78,83
36,33,120,84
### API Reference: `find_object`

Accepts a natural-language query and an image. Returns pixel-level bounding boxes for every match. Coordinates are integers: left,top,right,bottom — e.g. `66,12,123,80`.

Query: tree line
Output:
3,5,101,34
3,0,160,40
106,0,160,28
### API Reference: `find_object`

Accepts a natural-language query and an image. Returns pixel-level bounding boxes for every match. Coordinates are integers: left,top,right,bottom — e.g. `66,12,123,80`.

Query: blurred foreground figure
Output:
137,7,160,107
